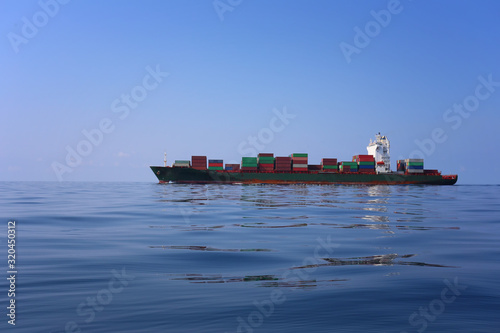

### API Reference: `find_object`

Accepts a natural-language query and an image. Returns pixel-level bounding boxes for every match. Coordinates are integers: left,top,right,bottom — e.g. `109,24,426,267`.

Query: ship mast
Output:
164,152,167,167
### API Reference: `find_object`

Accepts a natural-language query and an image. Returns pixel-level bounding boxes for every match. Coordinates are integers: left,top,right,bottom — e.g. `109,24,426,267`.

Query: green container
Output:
341,162,357,167
407,162,424,166
208,166,223,171
291,153,308,158
242,157,258,168
322,165,338,169
358,161,375,166
258,159,275,165
175,160,190,164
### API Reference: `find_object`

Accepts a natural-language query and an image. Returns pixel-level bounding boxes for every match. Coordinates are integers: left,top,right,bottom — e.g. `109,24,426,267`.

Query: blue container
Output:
225,166,233,171
407,165,423,170
359,165,375,169
209,159,223,164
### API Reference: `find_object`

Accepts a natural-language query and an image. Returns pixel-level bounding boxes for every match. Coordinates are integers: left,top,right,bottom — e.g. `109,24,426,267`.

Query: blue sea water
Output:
1,182,499,333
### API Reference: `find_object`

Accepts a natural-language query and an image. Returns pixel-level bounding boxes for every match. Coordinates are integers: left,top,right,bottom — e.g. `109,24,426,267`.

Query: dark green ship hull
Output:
150,167,458,185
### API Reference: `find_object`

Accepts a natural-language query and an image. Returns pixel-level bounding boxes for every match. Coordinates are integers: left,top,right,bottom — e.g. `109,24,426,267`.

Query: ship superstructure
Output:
367,133,391,174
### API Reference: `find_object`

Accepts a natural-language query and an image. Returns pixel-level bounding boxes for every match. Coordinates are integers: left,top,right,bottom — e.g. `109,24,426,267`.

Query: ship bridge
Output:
367,133,391,173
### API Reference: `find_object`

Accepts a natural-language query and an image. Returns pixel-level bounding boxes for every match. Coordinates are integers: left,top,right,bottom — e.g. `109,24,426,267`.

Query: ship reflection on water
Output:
150,183,461,292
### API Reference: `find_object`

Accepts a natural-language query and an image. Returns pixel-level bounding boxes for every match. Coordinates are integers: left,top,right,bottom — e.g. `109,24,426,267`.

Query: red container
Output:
225,164,240,171
258,153,274,157
322,169,338,173
192,156,207,169
292,157,308,163
353,155,375,162
292,167,308,172
208,163,223,167
241,167,258,172
321,158,337,165
308,165,322,171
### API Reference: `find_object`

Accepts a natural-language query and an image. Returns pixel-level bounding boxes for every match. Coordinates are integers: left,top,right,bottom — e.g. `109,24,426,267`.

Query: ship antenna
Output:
164,152,167,167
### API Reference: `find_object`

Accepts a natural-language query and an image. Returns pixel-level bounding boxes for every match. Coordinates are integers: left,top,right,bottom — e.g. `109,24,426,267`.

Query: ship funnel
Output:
367,133,391,173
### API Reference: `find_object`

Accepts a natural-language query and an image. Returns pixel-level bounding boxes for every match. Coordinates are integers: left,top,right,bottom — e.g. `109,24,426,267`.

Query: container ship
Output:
150,134,458,185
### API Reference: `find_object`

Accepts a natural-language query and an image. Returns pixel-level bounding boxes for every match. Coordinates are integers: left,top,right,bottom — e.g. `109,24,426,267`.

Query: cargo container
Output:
191,156,207,170
308,165,322,171
242,157,258,167
353,155,375,162
240,166,258,172
358,164,375,169
406,169,424,174
258,163,274,172
173,160,191,167
225,164,240,172
321,158,338,165
275,156,292,172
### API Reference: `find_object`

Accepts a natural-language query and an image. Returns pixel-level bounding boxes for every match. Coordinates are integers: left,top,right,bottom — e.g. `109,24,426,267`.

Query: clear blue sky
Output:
1,0,499,184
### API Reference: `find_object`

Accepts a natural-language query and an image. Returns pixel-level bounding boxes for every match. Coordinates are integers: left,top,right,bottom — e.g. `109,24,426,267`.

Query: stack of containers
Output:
405,159,424,173
208,159,223,171
241,157,258,172
275,156,292,172
173,160,190,168
339,161,358,173
397,160,406,172
291,153,308,172
321,158,338,172
191,156,207,170
353,154,375,174
225,164,240,172
258,153,275,172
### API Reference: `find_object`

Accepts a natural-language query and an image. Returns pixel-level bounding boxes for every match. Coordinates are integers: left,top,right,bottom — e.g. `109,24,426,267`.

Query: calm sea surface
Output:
1,182,499,332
